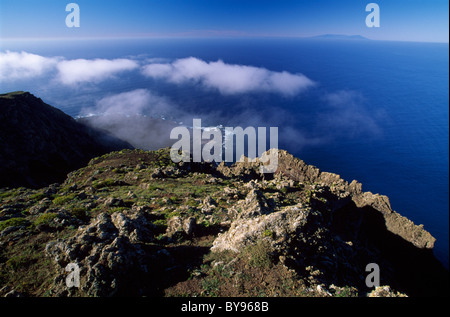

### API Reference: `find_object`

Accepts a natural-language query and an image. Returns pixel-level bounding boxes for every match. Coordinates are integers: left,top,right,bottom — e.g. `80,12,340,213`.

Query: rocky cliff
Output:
0,92,132,188
0,147,447,297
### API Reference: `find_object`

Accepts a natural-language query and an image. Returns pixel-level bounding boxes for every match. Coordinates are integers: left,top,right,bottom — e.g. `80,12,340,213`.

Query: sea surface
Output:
1,37,448,267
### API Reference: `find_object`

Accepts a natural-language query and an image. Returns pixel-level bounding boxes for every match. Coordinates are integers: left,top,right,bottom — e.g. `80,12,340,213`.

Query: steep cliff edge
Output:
216,150,445,296
0,92,132,188
217,149,436,250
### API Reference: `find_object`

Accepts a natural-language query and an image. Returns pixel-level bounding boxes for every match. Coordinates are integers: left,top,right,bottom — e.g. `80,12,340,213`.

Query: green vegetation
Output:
52,193,77,205
92,179,116,189
334,286,359,297
29,192,47,202
0,147,401,298
201,277,220,297
107,207,127,214
70,207,87,220
0,233,59,296
242,240,274,269
152,219,167,228
0,217,29,231
34,213,58,227
263,229,274,239
0,146,322,298
0,187,27,201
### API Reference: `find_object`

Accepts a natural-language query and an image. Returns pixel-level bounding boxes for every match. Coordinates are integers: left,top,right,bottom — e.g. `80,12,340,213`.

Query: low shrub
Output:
34,213,58,226
242,239,274,269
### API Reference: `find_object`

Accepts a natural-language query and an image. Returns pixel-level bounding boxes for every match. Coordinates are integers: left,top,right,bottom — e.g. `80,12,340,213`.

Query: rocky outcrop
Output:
367,286,408,297
45,209,155,296
209,150,447,296
166,216,197,238
218,149,436,251
212,203,314,253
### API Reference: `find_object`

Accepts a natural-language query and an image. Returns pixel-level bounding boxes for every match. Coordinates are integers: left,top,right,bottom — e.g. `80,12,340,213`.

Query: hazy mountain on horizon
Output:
310,34,370,40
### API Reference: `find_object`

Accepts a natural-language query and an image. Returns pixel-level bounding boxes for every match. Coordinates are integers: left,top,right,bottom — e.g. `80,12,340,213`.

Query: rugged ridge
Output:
220,150,436,250
0,91,133,188
0,148,447,297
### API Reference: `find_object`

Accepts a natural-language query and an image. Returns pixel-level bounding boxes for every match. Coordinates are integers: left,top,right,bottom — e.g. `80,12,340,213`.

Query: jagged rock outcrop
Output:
367,285,408,297
212,203,314,253
209,149,446,295
45,209,156,296
166,216,197,238
218,149,436,251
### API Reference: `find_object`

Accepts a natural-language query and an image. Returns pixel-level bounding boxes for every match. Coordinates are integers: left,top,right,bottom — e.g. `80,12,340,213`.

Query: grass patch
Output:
70,206,88,220
52,194,77,206
263,229,274,239
201,277,220,297
0,188,26,201
107,207,128,214
241,239,274,269
0,217,30,231
153,219,167,227
29,192,47,202
92,179,116,189
33,213,58,227
0,233,59,296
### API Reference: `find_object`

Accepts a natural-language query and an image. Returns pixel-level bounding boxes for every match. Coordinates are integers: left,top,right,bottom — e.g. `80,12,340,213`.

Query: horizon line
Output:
1,33,449,44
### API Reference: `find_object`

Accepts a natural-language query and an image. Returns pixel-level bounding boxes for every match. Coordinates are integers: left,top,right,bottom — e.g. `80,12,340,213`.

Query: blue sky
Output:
0,0,448,42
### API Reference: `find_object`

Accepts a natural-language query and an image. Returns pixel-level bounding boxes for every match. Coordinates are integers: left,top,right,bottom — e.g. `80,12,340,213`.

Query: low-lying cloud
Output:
319,90,382,137
1,50,382,153
142,57,315,96
0,51,59,81
79,89,183,150
81,89,175,118
1,52,315,97
0,51,138,86
57,58,138,85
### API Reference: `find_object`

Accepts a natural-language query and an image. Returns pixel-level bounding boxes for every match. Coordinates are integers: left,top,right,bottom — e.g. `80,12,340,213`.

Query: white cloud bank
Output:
1,52,315,96
57,58,138,85
0,51,138,85
0,51,59,81
142,57,315,96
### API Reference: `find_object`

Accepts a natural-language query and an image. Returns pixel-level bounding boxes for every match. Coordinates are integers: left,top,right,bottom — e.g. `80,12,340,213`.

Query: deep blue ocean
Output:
1,38,448,267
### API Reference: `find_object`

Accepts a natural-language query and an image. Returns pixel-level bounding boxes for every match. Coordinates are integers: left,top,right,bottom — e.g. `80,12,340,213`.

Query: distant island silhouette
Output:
310,34,370,40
